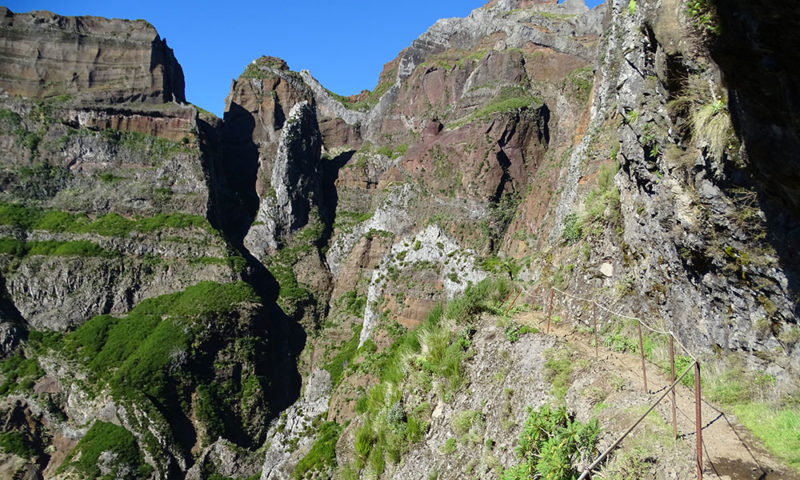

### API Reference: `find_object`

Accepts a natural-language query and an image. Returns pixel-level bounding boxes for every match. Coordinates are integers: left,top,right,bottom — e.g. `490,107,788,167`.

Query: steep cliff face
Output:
0,4,245,334
0,93,245,331
0,9,299,480
0,7,185,104
564,0,800,374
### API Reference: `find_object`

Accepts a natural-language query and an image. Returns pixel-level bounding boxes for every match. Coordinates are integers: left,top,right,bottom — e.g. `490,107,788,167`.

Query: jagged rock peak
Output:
250,55,290,71
0,6,185,104
244,101,323,258
397,0,601,81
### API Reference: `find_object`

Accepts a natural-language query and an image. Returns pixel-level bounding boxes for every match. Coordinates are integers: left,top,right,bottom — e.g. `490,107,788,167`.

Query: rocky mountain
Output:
0,0,798,479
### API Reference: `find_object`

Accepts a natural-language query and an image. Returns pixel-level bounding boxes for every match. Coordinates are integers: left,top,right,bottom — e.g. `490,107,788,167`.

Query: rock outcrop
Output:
244,102,323,258
0,7,185,104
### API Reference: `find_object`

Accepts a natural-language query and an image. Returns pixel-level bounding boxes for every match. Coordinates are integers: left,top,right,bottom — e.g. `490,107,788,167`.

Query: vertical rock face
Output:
0,11,239,331
217,57,315,239
574,0,799,375
0,7,185,104
708,0,800,215
244,102,323,258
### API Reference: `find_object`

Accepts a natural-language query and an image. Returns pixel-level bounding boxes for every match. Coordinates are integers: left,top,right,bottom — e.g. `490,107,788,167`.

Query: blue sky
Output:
6,1,605,116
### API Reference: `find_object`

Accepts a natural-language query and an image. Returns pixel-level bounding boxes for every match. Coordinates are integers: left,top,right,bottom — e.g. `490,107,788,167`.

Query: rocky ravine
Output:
0,0,799,479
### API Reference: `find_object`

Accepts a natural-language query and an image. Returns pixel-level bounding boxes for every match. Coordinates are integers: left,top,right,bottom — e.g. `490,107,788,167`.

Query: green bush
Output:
691,99,732,161
0,237,26,256
562,213,582,243
501,405,599,480
0,353,44,395
687,0,721,35
293,422,342,479
195,384,226,441
544,349,574,402
505,322,537,342
58,421,150,479
342,278,513,477
324,324,362,387
0,431,37,458
340,290,367,317
565,66,594,104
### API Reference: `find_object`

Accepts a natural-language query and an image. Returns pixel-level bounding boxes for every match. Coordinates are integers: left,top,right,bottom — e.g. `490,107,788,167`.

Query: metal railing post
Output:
696,361,703,480
593,303,598,357
505,290,522,316
637,321,648,393
670,336,678,438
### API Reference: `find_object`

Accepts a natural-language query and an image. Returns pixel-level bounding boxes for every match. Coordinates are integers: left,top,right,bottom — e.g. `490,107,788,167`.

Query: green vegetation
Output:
668,75,733,162
0,431,37,458
563,161,621,243
58,421,151,479
0,238,115,259
329,66,397,112
451,86,542,128
367,143,409,159
265,220,324,311
0,109,21,131
562,213,582,243
599,405,679,479
340,290,368,318
333,210,373,233
49,281,266,452
62,281,258,405
544,349,574,402
268,260,314,307
533,11,577,21
501,405,600,480
0,203,214,236
598,318,702,388
293,422,343,479
4,161,71,199
481,256,523,279
702,358,800,472
102,128,194,160
627,0,637,15
565,66,594,104
0,352,44,395
505,322,536,343
624,110,640,124
95,172,126,184
324,324,362,387
687,0,721,35
441,437,457,455
241,57,288,78
731,404,800,471
342,277,513,477
691,98,733,161
484,190,523,252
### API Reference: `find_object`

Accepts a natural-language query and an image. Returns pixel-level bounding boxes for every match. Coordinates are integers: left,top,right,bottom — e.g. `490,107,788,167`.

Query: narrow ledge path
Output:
514,309,799,480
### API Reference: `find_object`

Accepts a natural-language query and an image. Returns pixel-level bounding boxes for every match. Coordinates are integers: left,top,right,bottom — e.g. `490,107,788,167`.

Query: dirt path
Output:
516,310,799,480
